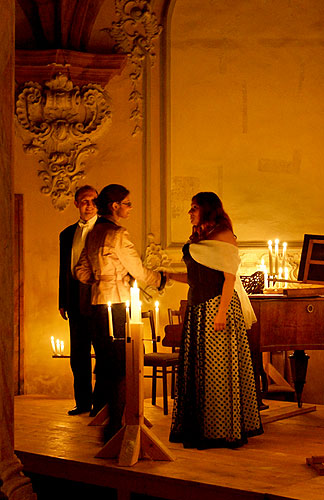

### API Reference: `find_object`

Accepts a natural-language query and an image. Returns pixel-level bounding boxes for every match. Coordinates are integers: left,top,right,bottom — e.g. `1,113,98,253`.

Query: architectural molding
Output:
105,0,162,136
15,49,127,87
15,74,111,210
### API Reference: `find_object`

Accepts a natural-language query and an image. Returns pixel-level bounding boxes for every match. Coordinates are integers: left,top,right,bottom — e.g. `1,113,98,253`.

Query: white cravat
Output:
71,214,97,275
189,240,257,330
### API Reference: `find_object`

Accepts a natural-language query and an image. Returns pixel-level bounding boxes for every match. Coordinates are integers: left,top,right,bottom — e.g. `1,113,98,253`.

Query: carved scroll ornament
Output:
142,233,173,302
15,74,111,210
105,0,162,136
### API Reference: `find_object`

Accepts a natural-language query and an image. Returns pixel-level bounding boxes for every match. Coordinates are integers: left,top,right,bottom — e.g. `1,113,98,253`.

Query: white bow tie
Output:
78,220,90,228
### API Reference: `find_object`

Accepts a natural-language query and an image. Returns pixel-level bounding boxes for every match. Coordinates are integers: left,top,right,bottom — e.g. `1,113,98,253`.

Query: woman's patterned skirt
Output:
169,291,263,449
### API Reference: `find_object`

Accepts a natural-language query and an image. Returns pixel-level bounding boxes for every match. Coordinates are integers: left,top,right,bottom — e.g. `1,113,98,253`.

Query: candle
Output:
275,239,279,276
107,301,114,338
130,281,141,322
51,336,56,355
56,339,61,355
125,300,131,340
284,267,289,288
268,240,273,276
60,340,64,354
282,242,287,269
154,301,160,338
259,258,267,289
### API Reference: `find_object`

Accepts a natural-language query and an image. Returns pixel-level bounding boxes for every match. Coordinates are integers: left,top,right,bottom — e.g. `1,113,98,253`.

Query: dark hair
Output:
95,184,130,216
190,191,233,242
74,185,98,202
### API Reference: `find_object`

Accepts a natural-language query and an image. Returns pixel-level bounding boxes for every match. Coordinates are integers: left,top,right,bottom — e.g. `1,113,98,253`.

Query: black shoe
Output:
68,406,90,416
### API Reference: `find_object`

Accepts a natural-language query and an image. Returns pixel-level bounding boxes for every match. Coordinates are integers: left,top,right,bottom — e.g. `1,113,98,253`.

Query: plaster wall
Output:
169,0,324,245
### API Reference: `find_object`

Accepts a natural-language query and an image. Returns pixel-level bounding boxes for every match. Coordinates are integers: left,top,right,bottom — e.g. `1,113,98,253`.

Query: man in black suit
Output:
59,185,98,415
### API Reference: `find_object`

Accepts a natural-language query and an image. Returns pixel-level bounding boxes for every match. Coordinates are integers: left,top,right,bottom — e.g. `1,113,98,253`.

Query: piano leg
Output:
289,350,310,408
250,350,269,411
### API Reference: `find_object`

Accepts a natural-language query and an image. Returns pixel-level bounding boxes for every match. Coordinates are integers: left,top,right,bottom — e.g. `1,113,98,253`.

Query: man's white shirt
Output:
71,214,97,276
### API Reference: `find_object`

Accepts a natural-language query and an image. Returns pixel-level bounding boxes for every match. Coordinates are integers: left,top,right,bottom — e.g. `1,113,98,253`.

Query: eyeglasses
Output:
119,201,132,207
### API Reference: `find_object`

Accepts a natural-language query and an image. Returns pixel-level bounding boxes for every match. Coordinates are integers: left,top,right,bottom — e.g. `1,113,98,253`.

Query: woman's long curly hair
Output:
189,192,233,243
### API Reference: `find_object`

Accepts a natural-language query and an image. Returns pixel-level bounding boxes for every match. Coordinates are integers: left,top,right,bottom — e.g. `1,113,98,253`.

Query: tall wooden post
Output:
95,322,174,466
0,2,36,498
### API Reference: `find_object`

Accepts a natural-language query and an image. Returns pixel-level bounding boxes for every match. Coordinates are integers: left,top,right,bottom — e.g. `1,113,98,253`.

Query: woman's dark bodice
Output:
183,243,224,306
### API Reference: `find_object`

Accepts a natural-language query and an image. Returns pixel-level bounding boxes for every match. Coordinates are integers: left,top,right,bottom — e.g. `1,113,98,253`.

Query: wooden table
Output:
249,294,324,408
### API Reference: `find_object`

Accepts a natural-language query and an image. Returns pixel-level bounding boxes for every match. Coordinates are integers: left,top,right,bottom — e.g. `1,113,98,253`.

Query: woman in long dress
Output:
168,192,263,449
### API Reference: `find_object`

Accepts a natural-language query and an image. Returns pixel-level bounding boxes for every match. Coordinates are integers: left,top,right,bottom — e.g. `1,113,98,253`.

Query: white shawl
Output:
189,240,257,330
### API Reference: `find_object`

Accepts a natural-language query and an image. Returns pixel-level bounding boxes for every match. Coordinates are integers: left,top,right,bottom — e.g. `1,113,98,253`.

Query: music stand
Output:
298,234,324,284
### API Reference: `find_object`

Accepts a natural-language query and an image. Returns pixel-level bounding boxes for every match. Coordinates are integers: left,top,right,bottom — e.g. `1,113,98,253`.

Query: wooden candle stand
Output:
95,322,174,466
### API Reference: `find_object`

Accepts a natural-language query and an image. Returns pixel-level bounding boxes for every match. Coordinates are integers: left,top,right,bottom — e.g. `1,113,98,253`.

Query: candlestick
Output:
275,239,279,276
108,302,114,338
154,301,160,338
268,240,273,276
264,272,268,289
126,300,131,341
130,281,141,323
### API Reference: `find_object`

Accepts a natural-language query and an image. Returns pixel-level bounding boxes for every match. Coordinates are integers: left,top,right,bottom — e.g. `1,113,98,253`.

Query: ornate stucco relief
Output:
15,74,111,210
142,233,173,302
105,0,162,136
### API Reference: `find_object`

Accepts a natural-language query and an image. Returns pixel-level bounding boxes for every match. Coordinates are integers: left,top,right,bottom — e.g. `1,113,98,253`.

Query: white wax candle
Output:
56,339,61,355
60,340,64,354
154,301,160,337
130,281,141,322
284,267,289,288
125,300,131,339
108,302,114,338
268,240,273,276
275,239,279,276
51,336,56,354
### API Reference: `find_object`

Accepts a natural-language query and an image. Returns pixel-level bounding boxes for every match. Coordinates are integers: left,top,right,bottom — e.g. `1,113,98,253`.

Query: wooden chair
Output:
143,310,180,415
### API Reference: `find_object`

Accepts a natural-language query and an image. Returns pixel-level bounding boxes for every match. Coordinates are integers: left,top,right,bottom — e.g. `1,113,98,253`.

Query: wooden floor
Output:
14,395,324,500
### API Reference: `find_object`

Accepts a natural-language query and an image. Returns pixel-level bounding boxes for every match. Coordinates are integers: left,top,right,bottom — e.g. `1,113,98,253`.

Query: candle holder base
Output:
95,423,174,466
95,320,174,466
88,403,153,428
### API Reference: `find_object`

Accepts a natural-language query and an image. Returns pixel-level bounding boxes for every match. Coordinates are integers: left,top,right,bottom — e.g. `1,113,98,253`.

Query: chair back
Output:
141,310,157,352
168,308,181,325
162,324,183,349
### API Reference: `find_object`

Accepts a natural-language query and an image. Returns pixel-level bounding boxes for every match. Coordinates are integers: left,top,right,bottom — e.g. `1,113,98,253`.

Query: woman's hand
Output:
214,311,226,331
